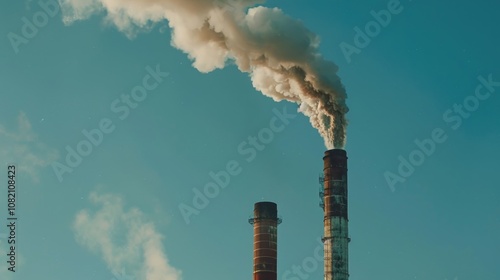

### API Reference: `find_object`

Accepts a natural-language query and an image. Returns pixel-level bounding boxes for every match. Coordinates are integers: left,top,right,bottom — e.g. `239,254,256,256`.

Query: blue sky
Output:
1,0,499,280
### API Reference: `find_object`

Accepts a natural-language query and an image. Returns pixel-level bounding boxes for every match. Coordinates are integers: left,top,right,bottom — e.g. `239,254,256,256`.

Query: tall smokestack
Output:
321,149,349,280
249,202,282,280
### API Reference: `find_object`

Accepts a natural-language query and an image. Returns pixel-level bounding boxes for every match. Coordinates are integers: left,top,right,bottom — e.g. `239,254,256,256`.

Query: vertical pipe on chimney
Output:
249,202,282,280
323,149,349,280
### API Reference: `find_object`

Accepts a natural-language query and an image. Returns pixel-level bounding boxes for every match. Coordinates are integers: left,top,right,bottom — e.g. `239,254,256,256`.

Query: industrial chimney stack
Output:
249,202,282,280
321,149,349,280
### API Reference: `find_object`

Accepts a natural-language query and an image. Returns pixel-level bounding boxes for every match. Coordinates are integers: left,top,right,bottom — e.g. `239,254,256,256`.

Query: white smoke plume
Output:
59,0,348,148
73,192,181,280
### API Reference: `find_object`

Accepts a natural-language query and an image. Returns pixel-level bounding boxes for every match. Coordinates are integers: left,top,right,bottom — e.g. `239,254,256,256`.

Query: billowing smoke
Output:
59,0,348,148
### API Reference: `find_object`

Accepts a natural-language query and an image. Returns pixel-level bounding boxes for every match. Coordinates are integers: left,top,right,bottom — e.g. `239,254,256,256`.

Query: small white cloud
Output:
73,192,182,280
0,112,58,182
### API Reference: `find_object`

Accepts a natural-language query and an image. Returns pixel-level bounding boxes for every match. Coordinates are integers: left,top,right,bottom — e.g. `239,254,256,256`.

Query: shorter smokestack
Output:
249,202,282,280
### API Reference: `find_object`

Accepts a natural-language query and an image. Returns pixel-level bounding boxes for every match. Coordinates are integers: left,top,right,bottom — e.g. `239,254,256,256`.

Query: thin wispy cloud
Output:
0,111,58,182
73,192,182,280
